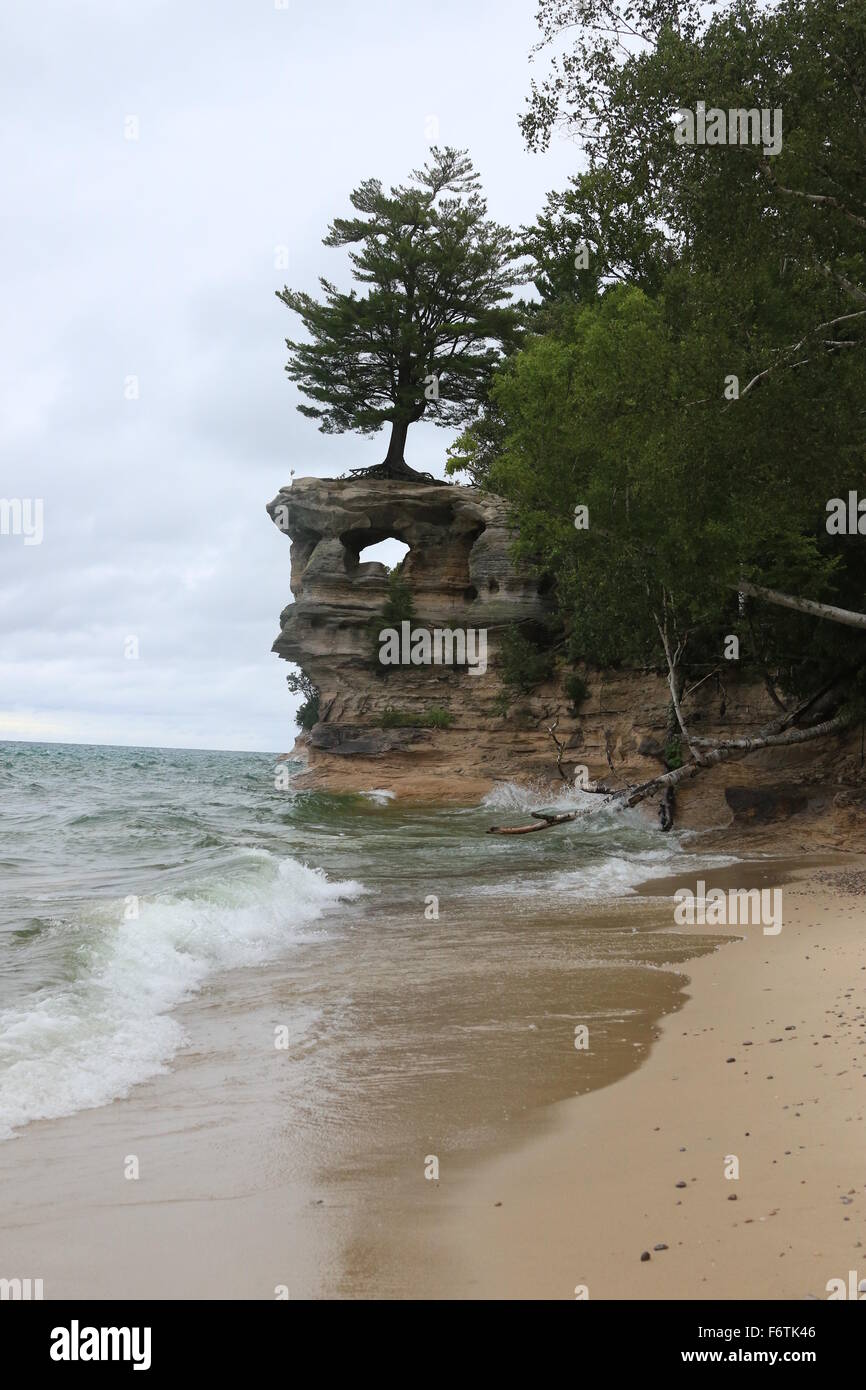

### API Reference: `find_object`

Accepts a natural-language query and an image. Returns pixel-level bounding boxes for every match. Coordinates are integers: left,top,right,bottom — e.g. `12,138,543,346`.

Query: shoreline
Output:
419,856,866,1299
1,847,862,1299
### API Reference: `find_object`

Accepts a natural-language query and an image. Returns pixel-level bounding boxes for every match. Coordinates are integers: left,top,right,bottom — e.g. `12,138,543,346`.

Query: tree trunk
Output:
383,418,410,471
735,580,866,631
349,417,441,482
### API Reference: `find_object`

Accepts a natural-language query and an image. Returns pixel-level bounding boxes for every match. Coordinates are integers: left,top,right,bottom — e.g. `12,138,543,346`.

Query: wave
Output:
480,778,683,841
481,779,597,811
0,852,365,1140
480,778,639,824
358,788,397,805
467,848,733,902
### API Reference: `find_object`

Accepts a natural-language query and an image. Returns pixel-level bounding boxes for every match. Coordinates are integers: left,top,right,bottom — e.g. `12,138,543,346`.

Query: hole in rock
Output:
357,538,410,571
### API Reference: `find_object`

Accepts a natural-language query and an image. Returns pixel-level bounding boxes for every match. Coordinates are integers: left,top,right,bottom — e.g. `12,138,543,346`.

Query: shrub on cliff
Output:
286,669,320,731
370,571,418,673
564,672,588,710
380,570,415,629
497,625,556,698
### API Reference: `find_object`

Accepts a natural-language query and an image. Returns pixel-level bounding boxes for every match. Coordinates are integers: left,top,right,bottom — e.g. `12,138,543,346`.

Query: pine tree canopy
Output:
277,146,527,479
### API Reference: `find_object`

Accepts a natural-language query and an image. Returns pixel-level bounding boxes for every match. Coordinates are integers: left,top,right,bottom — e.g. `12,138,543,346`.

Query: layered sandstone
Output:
267,476,865,841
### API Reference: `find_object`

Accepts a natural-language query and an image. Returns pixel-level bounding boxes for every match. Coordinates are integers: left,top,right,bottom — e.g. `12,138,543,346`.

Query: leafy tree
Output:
519,0,866,320
474,0,866,682
278,147,526,480
486,279,865,684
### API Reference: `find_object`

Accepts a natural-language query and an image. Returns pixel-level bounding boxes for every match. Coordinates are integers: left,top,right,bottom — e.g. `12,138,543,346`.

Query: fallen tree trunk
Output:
486,808,594,835
486,713,851,834
622,711,851,808
735,580,866,632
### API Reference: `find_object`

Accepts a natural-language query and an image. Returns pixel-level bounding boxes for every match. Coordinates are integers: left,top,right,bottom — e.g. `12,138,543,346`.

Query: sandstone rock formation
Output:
268,476,864,841
266,475,554,794
267,474,549,681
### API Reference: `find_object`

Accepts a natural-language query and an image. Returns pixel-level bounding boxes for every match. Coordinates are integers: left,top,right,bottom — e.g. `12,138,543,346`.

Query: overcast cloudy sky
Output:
1,0,578,751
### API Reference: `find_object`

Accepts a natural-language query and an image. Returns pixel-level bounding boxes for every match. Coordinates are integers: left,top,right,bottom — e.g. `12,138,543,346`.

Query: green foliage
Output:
497,625,557,696
286,669,320,731
370,570,417,670
664,737,684,771
470,0,866,702
564,672,589,709
380,569,415,628
445,410,508,485
380,706,454,729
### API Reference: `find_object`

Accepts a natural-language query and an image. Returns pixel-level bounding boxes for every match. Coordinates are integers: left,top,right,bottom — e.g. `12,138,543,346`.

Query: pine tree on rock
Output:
277,147,525,481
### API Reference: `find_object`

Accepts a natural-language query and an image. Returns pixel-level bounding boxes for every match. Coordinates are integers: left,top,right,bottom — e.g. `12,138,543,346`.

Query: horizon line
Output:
0,736,283,756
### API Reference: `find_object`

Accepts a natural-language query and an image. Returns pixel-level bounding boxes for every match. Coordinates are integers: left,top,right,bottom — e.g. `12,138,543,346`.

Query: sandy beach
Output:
432,859,866,1300
2,848,862,1301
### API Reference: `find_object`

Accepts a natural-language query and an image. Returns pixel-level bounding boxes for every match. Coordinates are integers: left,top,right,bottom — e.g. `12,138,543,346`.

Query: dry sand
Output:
436,861,866,1300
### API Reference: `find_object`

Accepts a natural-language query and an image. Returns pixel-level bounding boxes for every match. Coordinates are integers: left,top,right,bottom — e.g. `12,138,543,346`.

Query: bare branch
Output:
760,163,866,230
820,264,866,306
654,608,701,759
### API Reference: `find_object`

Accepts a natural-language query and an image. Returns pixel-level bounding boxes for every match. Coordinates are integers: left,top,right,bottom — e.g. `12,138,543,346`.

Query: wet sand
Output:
423,858,866,1299
0,884,712,1299
1,855,862,1299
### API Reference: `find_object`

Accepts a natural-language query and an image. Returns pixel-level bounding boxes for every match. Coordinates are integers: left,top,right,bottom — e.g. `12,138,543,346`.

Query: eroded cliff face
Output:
268,476,865,842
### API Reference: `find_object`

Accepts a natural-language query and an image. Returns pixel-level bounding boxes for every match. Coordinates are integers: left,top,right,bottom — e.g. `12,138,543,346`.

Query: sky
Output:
0,0,579,751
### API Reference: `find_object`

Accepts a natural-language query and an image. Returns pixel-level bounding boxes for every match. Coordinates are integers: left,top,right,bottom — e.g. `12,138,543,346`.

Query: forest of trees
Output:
282,0,865,797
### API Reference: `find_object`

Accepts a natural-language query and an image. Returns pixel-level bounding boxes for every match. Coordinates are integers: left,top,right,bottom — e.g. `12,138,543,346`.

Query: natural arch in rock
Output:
357,538,410,570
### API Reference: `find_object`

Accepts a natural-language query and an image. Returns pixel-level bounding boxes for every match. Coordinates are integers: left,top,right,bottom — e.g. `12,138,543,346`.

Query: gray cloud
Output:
0,0,579,750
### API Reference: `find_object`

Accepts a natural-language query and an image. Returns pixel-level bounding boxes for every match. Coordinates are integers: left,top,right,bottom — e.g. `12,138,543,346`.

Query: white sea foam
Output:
0,853,364,1140
481,779,600,813
474,849,739,902
481,779,647,832
360,788,397,805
